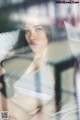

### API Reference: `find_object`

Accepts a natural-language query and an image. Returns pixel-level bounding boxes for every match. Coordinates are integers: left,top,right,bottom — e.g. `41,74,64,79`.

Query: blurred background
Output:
0,0,80,33
0,0,80,119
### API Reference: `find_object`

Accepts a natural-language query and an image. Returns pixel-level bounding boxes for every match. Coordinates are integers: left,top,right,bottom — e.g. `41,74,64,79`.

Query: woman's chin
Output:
31,47,41,54
31,49,40,53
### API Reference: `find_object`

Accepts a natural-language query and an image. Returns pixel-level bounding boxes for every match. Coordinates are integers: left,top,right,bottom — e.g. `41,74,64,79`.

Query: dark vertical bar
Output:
0,74,7,110
0,75,7,97
55,67,61,112
54,57,75,112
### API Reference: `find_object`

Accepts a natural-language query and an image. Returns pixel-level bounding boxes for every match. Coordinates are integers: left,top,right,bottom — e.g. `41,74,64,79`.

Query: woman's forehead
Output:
24,21,42,28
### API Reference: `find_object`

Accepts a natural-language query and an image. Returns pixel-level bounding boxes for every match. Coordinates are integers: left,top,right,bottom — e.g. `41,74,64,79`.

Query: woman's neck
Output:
25,47,48,74
34,47,48,63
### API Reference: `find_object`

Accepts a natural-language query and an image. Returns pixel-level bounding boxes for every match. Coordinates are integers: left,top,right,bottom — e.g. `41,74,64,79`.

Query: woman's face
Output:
24,23,48,53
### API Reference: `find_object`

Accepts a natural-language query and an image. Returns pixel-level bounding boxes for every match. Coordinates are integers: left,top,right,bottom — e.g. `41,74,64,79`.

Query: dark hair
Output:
14,29,32,54
42,25,52,42
15,30,28,49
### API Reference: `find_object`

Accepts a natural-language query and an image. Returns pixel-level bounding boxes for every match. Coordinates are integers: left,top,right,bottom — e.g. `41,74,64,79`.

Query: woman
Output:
0,22,55,120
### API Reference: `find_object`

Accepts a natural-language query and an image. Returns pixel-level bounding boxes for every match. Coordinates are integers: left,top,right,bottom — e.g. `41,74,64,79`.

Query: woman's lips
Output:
30,41,38,48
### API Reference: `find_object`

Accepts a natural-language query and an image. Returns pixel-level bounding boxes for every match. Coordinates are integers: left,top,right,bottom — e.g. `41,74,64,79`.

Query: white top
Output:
14,64,54,101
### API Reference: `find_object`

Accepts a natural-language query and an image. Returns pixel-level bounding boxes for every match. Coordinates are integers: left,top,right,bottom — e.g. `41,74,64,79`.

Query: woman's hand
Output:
0,66,6,76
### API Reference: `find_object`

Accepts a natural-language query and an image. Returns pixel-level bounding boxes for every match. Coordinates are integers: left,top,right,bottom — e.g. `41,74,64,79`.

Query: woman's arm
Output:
0,30,19,62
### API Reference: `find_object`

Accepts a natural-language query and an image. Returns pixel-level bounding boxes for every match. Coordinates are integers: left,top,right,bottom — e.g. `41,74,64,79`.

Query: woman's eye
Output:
25,29,31,33
35,27,43,32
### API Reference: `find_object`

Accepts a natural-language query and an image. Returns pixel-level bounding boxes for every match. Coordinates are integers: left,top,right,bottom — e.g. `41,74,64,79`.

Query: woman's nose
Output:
30,30,37,40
